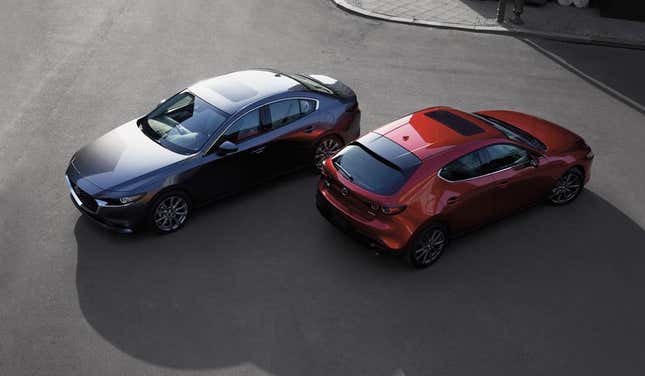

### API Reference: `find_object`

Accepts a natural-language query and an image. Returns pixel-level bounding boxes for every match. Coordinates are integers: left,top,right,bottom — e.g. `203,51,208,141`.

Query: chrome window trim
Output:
201,96,320,156
437,143,531,183
437,162,524,183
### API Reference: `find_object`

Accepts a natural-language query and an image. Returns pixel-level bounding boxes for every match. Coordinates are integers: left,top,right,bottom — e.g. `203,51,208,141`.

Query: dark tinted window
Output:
439,150,485,181
268,100,301,129
222,108,264,143
479,144,529,174
333,145,413,195
426,110,485,136
357,132,422,174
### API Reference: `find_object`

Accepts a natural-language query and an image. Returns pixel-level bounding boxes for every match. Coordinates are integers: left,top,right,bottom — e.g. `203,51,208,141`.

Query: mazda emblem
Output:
340,187,349,197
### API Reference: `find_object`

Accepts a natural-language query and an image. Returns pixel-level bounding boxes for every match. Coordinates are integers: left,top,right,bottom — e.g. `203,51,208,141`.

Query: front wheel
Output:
148,191,191,234
406,224,448,269
313,135,343,171
548,168,583,205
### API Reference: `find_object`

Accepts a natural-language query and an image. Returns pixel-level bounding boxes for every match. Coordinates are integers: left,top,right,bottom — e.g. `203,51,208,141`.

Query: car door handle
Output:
303,126,314,133
498,180,509,188
250,146,266,155
447,196,458,205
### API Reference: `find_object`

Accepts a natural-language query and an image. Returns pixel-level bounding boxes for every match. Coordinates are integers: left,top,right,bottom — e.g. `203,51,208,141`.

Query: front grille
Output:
72,182,98,212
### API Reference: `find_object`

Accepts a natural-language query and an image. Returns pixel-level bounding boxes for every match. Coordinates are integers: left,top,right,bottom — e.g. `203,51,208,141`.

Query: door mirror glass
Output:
216,141,238,155
529,155,539,168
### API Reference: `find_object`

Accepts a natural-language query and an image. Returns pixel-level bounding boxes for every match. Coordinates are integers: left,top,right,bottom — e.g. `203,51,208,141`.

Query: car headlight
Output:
96,194,145,207
118,194,144,204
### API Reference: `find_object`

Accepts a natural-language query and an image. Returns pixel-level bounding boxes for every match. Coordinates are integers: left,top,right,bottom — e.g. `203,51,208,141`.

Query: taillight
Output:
381,205,406,215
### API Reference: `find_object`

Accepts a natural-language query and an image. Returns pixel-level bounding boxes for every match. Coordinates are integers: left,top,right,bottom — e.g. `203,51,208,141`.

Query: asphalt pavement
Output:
1,1,644,375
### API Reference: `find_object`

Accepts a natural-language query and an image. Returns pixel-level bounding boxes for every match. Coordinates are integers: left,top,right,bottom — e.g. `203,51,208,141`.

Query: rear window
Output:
332,144,416,195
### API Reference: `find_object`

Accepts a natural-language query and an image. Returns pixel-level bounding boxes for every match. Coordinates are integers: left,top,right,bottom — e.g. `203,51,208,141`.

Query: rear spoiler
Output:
352,133,421,177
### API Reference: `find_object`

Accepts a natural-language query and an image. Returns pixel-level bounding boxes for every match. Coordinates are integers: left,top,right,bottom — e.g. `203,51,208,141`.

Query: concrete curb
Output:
332,0,645,50
523,38,645,115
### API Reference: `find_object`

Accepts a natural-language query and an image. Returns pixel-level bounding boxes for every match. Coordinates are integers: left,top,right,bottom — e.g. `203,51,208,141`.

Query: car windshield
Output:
473,113,547,152
138,92,229,154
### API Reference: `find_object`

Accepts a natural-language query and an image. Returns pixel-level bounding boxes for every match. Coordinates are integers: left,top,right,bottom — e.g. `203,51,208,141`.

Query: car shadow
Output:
75,174,645,375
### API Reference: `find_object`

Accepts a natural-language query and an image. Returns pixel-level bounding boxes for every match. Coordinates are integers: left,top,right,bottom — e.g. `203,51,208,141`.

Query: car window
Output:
299,99,316,116
479,144,529,174
268,100,302,129
439,150,485,181
222,108,264,143
141,92,228,154
333,144,416,195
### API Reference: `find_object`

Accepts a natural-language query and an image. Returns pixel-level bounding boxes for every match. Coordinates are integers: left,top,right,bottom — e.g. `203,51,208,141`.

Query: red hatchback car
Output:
316,107,594,268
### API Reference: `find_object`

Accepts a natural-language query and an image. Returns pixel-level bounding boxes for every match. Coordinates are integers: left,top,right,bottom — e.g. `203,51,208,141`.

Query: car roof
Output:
374,106,504,160
188,69,306,114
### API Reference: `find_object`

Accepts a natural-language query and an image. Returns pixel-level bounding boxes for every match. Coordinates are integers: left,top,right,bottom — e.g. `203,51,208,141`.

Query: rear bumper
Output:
316,183,409,252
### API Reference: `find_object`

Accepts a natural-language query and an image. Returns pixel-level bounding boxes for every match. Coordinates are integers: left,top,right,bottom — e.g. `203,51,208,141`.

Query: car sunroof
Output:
425,110,484,136
208,79,258,102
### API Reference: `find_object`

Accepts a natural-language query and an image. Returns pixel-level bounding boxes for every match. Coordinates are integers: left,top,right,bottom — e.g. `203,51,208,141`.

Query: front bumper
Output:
65,172,147,233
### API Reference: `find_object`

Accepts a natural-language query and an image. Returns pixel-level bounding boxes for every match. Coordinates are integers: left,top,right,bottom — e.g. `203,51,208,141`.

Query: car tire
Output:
313,135,344,172
548,168,584,205
148,191,191,234
406,224,448,269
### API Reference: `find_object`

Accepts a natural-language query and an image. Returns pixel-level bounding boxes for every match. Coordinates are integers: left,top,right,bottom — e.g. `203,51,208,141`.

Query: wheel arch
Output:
148,185,194,209
406,216,451,250
571,164,586,178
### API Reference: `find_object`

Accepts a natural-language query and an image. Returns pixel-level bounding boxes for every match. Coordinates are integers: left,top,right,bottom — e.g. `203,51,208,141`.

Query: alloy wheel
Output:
154,195,189,232
314,137,342,170
413,228,446,266
549,170,582,204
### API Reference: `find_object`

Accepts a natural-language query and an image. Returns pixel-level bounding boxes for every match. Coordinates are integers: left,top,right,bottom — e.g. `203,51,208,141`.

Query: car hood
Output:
477,110,581,153
71,120,190,191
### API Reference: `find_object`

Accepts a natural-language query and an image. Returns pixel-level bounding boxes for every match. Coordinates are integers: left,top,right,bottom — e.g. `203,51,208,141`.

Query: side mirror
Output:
529,155,539,168
216,141,238,155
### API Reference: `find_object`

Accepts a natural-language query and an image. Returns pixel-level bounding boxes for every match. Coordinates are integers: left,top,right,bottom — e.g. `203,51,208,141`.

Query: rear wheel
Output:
148,191,191,234
548,168,583,205
406,224,448,269
313,135,343,171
